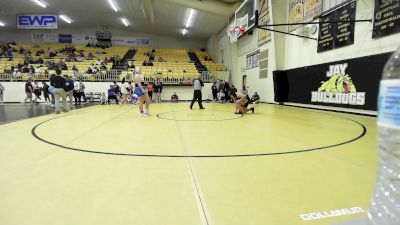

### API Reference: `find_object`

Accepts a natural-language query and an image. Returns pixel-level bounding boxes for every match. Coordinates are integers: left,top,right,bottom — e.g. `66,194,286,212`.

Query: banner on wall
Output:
17,14,58,29
111,36,150,46
58,34,72,43
273,52,393,110
246,50,260,70
372,0,400,39
72,34,88,44
288,0,305,32
304,0,323,22
258,0,272,46
317,2,356,53
31,33,58,43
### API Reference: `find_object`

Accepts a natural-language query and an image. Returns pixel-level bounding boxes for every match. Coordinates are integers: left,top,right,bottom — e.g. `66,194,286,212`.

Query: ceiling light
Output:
108,0,118,12
59,15,72,24
182,29,188,35
32,0,47,8
185,9,194,28
0,22,4,27
121,18,129,26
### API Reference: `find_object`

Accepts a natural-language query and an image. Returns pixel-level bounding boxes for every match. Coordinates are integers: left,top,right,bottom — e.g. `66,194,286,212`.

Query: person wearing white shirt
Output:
121,78,129,104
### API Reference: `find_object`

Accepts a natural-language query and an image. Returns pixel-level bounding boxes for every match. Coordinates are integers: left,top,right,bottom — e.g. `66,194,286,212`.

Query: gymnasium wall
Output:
0,82,213,103
209,0,399,114
0,28,206,49
279,0,400,70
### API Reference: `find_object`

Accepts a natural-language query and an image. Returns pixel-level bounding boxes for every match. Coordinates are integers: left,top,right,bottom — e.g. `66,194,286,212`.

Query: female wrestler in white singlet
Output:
134,67,151,116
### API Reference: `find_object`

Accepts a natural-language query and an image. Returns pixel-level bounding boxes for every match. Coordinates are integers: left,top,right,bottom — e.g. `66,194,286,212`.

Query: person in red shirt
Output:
146,82,154,102
171,92,178,103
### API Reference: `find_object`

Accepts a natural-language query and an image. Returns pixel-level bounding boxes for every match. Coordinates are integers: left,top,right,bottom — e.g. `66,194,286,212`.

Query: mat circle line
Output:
31,110,367,158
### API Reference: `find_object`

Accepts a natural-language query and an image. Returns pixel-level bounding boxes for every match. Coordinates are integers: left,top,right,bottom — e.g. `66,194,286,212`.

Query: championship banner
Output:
288,0,305,32
317,2,356,53
258,0,272,46
273,52,393,110
17,14,58,29
372,0,400,39
31,33,58,43
304,0,322,22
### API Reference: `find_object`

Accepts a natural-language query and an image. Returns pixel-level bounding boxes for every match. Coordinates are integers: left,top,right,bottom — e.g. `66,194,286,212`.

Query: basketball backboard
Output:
234,0,256,39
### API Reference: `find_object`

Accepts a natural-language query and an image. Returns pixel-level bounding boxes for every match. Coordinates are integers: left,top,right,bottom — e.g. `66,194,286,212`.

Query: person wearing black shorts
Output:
235,92,254,114
153,82,160,103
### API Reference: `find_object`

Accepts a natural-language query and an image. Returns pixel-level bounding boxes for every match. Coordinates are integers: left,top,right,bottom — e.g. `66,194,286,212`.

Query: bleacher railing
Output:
0,70,218,84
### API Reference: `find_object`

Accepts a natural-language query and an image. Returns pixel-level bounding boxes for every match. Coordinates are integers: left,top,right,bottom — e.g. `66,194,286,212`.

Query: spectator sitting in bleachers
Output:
79,50,85,57
72,65,78,72
6,49,13,61
76,56,84,62
29,65,35,74
56,51,64,57
98,63,105,70
18,47,26,54
158,56,164,62
148,60,154,66
142,60,148,66
86,67,93,74
87,52,94,59
35,66,42,75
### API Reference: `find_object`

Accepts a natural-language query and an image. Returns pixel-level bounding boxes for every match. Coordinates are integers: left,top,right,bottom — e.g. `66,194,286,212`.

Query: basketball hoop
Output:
227,26,246,43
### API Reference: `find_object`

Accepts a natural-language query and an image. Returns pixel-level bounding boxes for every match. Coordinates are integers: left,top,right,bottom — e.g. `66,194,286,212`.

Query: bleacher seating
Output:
0,43,226,83
132,47,198,80
194,50,227,72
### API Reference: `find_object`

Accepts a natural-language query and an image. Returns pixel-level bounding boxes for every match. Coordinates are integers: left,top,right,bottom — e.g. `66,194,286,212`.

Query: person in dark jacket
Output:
107,86,119,104
190,74,205,110
42,81,50,103
211,82,218,101
64,75,75,108
50,69,69,114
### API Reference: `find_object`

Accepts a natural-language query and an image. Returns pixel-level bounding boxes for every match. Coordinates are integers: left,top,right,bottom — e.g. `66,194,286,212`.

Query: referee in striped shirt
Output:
190,74,205,110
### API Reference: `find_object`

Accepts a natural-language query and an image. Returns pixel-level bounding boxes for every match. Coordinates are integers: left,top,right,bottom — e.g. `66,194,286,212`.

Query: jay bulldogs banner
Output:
273,52,393,110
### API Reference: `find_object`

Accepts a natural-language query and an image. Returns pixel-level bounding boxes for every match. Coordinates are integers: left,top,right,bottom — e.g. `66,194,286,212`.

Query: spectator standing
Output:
24,78,33,103
146,82,154,101
120,78,129,104
50,70,69,114
153,82,159,103
42,81,50,103
73,79,81,105
32,81,42,103
190,74,205,110
0,82,4,104
224,81,231,102
158,82,163,102
64,75,75,108
79,80,86,103
211,82,218,101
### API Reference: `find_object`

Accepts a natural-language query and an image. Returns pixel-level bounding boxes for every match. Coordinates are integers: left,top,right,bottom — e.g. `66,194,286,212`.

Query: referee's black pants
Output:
190,90,204,109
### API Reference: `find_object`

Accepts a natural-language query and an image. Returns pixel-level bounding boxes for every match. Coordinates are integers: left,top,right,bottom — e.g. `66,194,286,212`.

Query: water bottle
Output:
368,48,400,225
